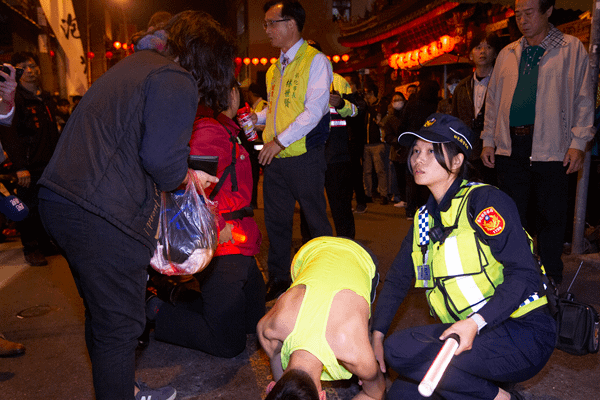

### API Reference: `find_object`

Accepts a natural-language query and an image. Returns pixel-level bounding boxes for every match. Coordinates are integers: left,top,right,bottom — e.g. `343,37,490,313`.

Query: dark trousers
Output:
349,142,368,206
300,161,355,240
153,254,265,358
324,161,355,238
392,161,407,202
263,146,332,281
384,311,556,400
16,178,53,254
495,157,568,282
39,199,149,400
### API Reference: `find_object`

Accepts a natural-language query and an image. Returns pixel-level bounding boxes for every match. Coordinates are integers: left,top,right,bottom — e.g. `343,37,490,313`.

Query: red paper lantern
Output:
439,35,455,53
260,57,268,65
428,41,440,58
234,57,242,66
251,57,259,65
332,55,341,63
270,57,278,64
87,51,95,59
105,51,114,59
341,54,349,62
243,57,251,65
113,41,122,50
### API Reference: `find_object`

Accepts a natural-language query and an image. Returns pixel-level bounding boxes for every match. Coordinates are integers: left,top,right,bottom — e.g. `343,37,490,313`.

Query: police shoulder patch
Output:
475,207,505,236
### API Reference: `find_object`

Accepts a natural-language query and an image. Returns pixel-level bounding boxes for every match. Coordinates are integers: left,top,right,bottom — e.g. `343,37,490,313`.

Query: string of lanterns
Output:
234,54,350,67
388,35,455,70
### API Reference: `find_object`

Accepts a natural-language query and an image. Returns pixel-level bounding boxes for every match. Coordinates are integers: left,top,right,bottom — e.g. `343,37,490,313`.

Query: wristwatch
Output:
469,312,487,334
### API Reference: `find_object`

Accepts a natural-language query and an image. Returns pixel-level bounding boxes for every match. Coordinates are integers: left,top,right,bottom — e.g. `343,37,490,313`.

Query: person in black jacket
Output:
0,52,60,266
37,11,228,400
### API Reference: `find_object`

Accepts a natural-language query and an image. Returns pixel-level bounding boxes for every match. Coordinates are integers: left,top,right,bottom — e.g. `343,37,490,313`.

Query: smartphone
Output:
0,66,24,83
188,155,219,176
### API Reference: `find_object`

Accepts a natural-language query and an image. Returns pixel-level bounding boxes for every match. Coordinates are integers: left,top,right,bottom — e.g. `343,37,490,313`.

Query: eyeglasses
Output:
263,19,290,29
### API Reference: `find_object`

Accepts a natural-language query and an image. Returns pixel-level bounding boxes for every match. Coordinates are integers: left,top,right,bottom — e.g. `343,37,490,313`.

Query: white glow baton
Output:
418,333,460,397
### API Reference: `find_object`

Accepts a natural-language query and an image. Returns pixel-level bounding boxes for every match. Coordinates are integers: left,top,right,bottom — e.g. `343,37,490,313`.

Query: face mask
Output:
448,83,458,95
392,101,405,110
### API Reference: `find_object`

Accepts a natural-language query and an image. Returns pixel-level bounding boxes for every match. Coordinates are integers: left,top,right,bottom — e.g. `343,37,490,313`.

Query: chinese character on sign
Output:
61,14,81,40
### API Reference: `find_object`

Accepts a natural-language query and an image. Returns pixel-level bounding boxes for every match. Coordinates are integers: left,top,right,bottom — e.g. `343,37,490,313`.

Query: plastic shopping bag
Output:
150,170,218,275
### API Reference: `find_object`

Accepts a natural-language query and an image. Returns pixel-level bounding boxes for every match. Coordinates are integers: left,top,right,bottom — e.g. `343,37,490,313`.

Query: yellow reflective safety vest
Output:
411,181,547,323
329,73,357,128
264,42,328,158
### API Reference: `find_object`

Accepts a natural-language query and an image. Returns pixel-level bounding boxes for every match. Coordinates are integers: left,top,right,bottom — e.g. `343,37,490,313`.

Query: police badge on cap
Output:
398,113,475,158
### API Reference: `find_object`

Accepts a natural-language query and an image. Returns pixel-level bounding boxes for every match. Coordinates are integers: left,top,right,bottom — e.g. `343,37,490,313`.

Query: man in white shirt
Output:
254,0,333,301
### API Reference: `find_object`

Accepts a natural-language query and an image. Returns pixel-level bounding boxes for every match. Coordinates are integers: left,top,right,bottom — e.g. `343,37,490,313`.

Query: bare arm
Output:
332,301,385,400
257,312,285,381
340,337,385,400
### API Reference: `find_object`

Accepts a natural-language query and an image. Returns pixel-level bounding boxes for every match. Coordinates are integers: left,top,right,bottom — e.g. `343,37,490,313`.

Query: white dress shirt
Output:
256,38,332,148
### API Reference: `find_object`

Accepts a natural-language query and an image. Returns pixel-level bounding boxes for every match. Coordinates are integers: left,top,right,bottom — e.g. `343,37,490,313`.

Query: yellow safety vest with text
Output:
264,42,321,158
411,181,547,323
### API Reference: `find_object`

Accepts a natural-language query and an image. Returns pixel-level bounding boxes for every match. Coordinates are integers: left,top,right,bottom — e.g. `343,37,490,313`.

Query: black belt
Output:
510,125,534,136
222,206,254,221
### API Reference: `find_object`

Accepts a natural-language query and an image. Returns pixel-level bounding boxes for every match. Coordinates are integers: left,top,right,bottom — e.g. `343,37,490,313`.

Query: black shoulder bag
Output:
543,261,599,356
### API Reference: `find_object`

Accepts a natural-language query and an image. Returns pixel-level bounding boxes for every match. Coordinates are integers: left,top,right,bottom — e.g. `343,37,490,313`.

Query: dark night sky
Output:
122,0,231,31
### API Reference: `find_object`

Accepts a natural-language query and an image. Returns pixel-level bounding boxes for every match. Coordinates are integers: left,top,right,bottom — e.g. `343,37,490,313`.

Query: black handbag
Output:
545,262,599,356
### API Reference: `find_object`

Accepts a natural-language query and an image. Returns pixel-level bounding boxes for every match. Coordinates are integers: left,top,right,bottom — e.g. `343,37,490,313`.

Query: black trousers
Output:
495,157,568,282
263,147,332,282
16,177,53,254
349,141,368,206
153,254,266,358
384,310,555,399
40,198,148,400
300,161,355,240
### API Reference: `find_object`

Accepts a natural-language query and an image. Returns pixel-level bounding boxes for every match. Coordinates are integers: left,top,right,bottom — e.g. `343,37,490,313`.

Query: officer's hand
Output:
440,319,478,356
370,330,387,373
330,92,343,108
16,170,31,188
258,140,282,166
563,148,585,174
481,146,495,168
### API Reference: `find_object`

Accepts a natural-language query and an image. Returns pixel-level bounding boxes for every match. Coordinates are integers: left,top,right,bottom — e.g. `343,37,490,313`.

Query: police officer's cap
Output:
398,113,475,158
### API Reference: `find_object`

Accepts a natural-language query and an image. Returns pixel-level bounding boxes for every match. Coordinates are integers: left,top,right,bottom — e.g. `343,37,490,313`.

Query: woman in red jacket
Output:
148,81,266,358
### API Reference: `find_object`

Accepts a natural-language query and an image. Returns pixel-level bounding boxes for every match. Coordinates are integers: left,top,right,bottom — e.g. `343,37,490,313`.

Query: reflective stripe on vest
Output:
412,181,547,323
329,106,346,127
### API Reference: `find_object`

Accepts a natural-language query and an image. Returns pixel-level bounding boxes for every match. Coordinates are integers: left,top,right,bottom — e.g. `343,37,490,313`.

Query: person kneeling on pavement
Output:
146,75,266,359
371,114,556,400
258,236,385,400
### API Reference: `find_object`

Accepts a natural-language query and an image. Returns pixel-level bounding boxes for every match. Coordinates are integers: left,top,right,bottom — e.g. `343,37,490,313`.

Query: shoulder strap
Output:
196,114,239,201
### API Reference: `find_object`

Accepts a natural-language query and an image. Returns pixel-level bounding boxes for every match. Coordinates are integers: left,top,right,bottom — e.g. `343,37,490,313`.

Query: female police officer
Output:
371,113,556,400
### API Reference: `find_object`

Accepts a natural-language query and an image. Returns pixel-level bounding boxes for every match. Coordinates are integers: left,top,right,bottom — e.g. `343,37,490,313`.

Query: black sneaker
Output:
354,204,367,214
135,380,176,400
24,250,48,266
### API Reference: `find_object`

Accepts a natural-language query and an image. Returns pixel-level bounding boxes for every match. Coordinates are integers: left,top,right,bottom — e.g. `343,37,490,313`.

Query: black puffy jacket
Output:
39,50,198,249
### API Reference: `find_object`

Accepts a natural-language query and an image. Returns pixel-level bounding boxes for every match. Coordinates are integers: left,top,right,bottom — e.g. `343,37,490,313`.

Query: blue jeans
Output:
39,197,149,400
